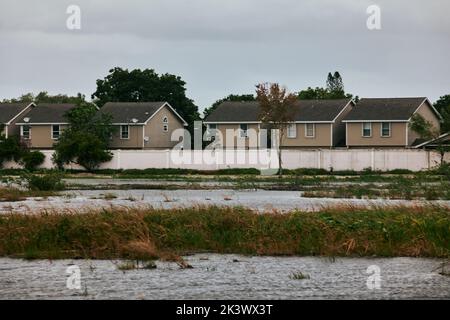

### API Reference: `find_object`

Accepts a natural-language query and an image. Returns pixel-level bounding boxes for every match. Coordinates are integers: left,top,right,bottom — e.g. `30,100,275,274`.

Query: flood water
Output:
1,255,448,300
2,189,449,213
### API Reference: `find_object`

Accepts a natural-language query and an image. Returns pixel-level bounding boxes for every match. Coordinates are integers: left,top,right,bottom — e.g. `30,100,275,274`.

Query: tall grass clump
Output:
0,205,448,260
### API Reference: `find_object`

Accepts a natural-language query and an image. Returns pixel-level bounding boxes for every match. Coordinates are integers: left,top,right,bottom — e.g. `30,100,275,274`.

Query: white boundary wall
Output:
3,149,448,171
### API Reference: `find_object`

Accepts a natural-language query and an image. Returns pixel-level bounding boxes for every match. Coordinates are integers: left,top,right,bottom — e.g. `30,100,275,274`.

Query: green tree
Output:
53,102,116,171
298,72,356,100
410,114,449,165
92,67,199,129
433,95,450,133
2,92,85,104
203,94,255,119
256,83,297,176
0,133,23,168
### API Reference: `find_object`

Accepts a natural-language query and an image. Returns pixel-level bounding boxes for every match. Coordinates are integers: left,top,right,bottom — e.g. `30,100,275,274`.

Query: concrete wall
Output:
3,149,447,172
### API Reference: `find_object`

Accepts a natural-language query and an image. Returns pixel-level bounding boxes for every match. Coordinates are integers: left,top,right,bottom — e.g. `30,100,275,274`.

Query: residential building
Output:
342,97,442,148
15,103,77,148
100,102,188,149
0,102,34,138
204,99,354,149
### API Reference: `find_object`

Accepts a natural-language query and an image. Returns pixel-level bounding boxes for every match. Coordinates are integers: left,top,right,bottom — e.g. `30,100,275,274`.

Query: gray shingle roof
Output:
205,99,352,123
16,103,77,124
343,97,427,121
100,102,167,124
0,103,31,124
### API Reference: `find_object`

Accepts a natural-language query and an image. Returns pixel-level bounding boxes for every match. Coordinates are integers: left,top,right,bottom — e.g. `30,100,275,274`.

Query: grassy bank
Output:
0,188,57,202
0,205,448,260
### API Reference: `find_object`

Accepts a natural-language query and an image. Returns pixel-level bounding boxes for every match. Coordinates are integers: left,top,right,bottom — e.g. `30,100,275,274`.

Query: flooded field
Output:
1,189,449,214
0,255,449,300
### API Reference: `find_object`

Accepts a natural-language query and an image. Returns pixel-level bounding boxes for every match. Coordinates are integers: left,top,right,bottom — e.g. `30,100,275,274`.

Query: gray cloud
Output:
0,0,449,110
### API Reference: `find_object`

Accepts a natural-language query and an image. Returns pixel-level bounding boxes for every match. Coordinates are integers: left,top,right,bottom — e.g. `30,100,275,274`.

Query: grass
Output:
0,187,57,202
289,271,310,280
0,205,448,261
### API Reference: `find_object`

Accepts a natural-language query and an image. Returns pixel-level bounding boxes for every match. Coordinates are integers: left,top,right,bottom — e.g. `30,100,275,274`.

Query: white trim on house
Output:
16,122,70,125
380,122,391,138
343,120,408,123
362,122,372,137
20,125,31,140
331,99,354,123
51,124,60,140
305,123,315,138
413,132,450,148
143,102,188,126
287,123,297,139
120,125,130,140
408,98,443,122
6,102,35,125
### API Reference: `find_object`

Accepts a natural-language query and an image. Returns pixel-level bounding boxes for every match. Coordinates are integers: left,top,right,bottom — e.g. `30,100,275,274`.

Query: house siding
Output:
24,125,67,149
281,123,332,148
109,104,185,149
407,101,441,146
346,122,407,147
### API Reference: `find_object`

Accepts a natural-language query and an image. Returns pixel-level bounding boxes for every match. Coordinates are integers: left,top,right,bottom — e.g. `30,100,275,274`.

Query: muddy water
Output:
0,255,448,300
1,189,449,214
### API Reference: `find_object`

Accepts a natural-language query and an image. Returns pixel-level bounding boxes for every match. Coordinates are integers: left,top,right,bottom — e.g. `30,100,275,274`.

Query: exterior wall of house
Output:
215,124,260,149
333,103,353,147
407,101,441,146
23,125,67,149
109,125,144,149
346,122,407,147
143,105,185,149
109,105,185,149
281,123,332,148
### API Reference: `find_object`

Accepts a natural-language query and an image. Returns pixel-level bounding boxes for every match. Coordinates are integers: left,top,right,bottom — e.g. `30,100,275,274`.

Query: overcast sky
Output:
1,0,449,111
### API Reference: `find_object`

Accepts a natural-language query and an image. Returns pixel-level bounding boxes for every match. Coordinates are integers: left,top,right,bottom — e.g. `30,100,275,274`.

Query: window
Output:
305,123,315,138
21,125,30,140
240,124,248,138
381,122,391,137
362,123,372,137
287,124,297,138
162,116,169,132
207,124,217,141
52,125,60,140
120,125,129,139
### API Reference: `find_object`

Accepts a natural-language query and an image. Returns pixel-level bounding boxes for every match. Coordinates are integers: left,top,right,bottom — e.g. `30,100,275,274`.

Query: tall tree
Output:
256,83,297,176
299,72,355,100
433,95,450,133
203,94,255,119
92,67,199,129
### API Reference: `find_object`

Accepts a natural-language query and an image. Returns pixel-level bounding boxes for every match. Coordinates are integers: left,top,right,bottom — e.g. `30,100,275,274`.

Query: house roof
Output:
413,132,450,149
16,103,77,124
342,97,433,122
100,102,187,125
204,99,353,123
0,102,32,124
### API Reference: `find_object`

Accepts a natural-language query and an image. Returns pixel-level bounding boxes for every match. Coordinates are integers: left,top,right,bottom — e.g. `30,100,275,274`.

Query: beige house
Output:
0,102,34,138
342,97,442,148
101,102,188,149
15,103,76,149
204,99,354,149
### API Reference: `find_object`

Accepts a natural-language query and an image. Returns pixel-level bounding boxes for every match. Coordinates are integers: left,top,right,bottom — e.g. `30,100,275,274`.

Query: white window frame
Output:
287,124,297,138
21,125,31,140
120,125,130,139
305,123,315,138
51,125,60,140
240,124,248,138
362,122,372,137
163,124,169,132
381,122,391,137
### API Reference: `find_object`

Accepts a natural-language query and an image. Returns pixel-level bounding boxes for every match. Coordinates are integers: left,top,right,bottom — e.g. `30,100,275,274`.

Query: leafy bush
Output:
23,173,65,191
20,151,45,171
0,135,23,168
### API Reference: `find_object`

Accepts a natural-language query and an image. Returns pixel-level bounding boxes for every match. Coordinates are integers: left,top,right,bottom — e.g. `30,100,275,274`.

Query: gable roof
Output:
204,99,353,123
100,102,187,126
16,103,77,124
342,97,439,122
0,102,33,124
